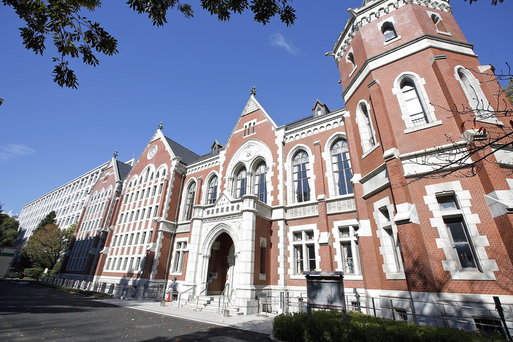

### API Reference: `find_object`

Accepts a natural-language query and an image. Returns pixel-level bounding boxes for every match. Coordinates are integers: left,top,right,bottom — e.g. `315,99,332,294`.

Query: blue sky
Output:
1,0,512,215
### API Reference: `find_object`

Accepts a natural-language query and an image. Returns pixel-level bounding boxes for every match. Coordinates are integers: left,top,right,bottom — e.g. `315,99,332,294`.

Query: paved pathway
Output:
0,280,277,341
100,297,276,336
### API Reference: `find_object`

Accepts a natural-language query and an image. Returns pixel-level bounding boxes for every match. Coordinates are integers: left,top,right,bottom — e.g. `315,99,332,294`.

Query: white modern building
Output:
18,157,132,243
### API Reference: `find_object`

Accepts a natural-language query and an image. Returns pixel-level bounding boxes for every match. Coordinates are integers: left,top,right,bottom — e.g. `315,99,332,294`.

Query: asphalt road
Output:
0,281,270,342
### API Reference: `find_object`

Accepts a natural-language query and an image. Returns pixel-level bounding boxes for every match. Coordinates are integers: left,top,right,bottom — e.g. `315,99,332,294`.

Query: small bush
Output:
23,268,44,280
273,311,506,342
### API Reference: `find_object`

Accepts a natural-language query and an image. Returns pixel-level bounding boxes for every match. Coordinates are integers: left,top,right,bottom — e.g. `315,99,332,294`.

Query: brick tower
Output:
329,0,513,330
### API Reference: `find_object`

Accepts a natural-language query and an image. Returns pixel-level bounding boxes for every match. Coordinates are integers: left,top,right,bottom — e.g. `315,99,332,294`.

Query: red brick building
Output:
57,0,513,333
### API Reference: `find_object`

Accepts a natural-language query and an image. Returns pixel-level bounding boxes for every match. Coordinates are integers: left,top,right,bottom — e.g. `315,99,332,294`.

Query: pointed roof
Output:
116,160,133,180
164,137,200,165
225,93,278,147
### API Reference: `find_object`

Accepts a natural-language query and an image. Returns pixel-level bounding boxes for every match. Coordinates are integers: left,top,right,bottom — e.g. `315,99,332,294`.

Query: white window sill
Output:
362,143,380,159
384,36,402,46
436,30,451,36
404,120,442,134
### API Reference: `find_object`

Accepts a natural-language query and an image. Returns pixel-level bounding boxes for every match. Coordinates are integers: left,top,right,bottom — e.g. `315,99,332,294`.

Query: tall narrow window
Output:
259,238,267,274
457,67,492,121
346,51,356,75
207,176,218,204
401,79,428,127
172,241,187,273
338,226,360,275
331,140,353,196
235,168,247,198
357,102,376,153
292,230,316,274
254,162,267,203
292,151,311,203
437,195,479,269
184,182,196,221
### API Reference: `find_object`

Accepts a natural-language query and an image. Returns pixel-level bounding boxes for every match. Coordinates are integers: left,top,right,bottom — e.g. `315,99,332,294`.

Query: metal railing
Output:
177,285,196,308
218,283,230,314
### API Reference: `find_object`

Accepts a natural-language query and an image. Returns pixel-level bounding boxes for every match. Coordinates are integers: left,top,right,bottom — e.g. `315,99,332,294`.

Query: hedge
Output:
273,311,506,342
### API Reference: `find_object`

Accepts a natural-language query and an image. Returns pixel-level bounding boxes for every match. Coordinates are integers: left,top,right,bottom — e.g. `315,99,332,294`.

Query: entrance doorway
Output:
206,232,234,295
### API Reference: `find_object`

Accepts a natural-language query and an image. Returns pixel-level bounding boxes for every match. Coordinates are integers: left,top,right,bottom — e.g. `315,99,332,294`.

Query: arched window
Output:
331,140,353,196
431,13,448,33
381,22,397,41
144,168,150,183
400,79,428,127
293,151,311,203
235,167,247,199
346,51,356,75
356,102,376,153
457,67,492,120
207,176,218,204
184,182,196,221
254,162,267,203
155,171,160,179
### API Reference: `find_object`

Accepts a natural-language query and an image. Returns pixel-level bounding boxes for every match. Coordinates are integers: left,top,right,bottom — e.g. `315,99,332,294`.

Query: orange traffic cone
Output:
166,292,171,302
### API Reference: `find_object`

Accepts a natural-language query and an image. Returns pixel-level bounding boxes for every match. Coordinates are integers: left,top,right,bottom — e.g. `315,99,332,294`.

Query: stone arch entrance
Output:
206,232,235,295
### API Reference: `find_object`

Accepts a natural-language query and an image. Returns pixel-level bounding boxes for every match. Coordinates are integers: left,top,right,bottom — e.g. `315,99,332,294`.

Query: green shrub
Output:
23,268,44,280
273,312,308,342
273,311,506,342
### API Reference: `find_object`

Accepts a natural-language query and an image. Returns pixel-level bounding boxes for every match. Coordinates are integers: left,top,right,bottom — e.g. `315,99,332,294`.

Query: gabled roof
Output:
116,160,133,181
225,94,278,147
165,137,200,165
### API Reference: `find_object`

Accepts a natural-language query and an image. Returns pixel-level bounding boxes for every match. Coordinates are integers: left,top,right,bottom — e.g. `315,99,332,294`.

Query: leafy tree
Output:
3,0,296,89
22,223,75,270
35,210,56,232
0,211,19,247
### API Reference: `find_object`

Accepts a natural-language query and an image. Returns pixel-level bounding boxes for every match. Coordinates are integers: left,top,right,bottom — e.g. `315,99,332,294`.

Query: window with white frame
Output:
381,21,397,41
207,176,218,204
430,13,449,34
393,73,437,130
374,203,404,277
437,194,480,270
338,226,360,275
331,139,353,196
254,161,267,203
292,229,316,274
456,67,493,121
235,167,247,199
183,182,196,221
401,79,429,127
172,240,187,273
292,150,311,203
356,102,376,153
345,48,357,76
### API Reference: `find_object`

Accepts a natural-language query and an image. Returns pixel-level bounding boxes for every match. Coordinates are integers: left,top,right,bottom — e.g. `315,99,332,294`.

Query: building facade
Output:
46,0,513,334
18,160,112,243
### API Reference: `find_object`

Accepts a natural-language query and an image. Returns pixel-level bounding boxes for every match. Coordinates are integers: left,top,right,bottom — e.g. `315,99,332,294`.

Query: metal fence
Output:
256,289,512,337
40,277,165,301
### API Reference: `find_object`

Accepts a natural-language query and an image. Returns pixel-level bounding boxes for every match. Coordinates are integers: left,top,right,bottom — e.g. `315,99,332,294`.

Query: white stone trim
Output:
424,181,498,280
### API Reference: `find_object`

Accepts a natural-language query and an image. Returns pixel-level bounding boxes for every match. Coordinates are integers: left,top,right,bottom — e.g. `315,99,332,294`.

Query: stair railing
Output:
217,283,230,314
195,282,208,311
177,285,196,308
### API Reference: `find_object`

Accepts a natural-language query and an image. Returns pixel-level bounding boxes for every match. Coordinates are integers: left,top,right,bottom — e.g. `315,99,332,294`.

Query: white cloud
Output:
270,32,299,55
0,144,36,160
